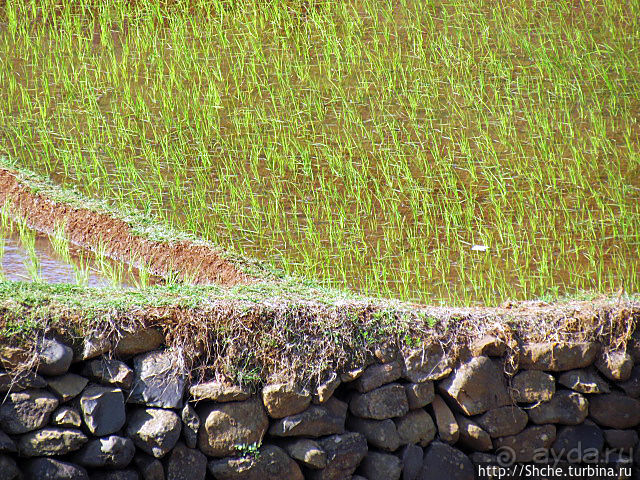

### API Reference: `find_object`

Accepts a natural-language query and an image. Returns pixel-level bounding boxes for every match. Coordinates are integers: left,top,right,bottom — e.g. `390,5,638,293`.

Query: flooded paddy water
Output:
0,1,639,304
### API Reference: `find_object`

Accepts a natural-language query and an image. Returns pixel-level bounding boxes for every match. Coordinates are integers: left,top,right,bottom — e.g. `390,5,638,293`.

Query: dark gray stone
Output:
494,425,556,462
307,432,368,480
455,414,493,452
197,396,268,457
181,403,199,449
558,369,610,394
404,381,435,409
0,389,59,434
358,451,402,480
37,337,73,376
511,370,555,403
604,429,638,452
619,366,640,398
24,458,88,480
528,390,588,425
519,342,599,371
79,384,126,436
419,442,475,480
470,335,507,357
133,453,165,480
208,444,304,480
477,405,528,438
47,374,88,402
353,361,402,393
402,345,453,383
17,427,88,456
282,438,327,469
262,383,311,418
431,394,459,444
83,357,134,389
129,350,185,408
349,383,409,420
589,393,640,428
269,397,346,438
438,356,510,416
595,351,634,381
347,417,400,452
552,424,604,458
126,408,182,459
399,444,423,480
74,435,135,469
166,442,208,480
0,454,22,480
91,470,139,480
394,409,436,447
313,372,341,404
0,430,16,453
0,369,46,392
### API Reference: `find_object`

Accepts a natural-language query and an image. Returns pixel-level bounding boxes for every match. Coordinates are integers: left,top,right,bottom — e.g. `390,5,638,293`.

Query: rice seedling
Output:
0,0,638,305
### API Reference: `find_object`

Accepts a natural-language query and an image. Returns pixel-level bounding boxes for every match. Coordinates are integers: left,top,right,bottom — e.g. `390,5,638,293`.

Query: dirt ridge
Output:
0,168,255,286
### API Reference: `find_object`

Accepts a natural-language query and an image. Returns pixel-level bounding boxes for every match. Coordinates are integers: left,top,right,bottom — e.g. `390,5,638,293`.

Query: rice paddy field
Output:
0,0,639,305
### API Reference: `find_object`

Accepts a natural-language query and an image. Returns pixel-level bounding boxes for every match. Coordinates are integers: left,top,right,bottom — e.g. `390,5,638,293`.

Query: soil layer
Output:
0,168,254,286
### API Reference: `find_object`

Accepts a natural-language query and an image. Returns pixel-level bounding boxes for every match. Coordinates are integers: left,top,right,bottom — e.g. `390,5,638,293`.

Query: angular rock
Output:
307,432,368,480
48,374,88,402
470,335,507,357
353,361,402,393
552,424,604,458
197,396,268,457
208,444,303,480
419,442,475,480
374,344,399,363
619,366,640,398
313,372,341,404
528,390,588,425
438,356,510,415
399,444,423,480
83,358,134,389
0,388,59,434
24,458,89,480
282,438,327,469
431,394,459,444
133,453,165,480
455,414,493,452
347,417,400,452
269,397,347,437
126,408,182,458
595,350,634,381
404,381,435,409
349,383,409,420
519,342,599,371
115,328,164,357
37,337,73,376
74,435,135,469
0,430,16,453
603,429,638,451
166,442,208,480
402,345,453,383
91,470,139,480
0,454,21,480
129,350,185,408
262,383,311,418
558,369,610,394
341,367,365,383
51,406,82,428
189,381,251,402
0,369,46,392
477,405,529,438
17,427,88,456
181,403,200,449
511,370,555,403
358,451,402,480
394,408,436,447
79,384,126,436
589,394,640,428
494,425,556,462
78,336,111,361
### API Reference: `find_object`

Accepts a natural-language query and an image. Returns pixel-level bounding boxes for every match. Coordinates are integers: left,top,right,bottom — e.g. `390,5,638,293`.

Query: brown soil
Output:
0,168,255,286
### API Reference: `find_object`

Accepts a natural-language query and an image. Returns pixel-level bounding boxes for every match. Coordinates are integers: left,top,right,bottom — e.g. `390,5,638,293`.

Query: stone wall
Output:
1,330,639,480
